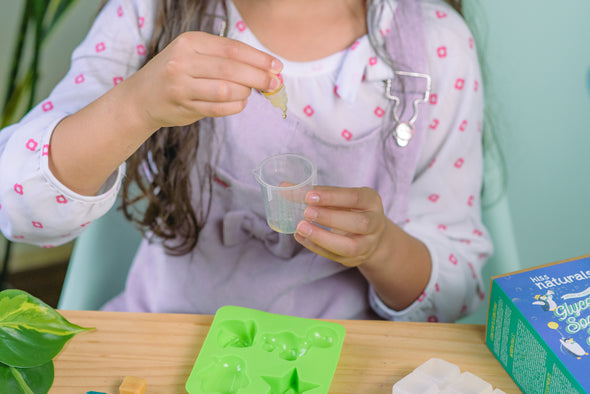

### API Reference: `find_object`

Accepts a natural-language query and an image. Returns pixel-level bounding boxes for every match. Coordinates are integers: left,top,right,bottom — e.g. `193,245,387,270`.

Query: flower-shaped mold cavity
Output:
216,319,257,349
186,306,346,393
196,355,249,393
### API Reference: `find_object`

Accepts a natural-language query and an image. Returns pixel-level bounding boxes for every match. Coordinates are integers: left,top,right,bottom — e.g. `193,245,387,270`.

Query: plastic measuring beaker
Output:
253,153,317,234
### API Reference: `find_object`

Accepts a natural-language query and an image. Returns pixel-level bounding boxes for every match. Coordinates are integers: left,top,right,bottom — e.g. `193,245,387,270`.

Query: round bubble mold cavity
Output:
186,306,345,393
261,326,338,361
306,326,337,348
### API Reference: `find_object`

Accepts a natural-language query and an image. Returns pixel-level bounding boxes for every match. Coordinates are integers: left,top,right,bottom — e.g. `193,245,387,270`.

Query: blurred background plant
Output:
1,0,82,127
1,0,82,290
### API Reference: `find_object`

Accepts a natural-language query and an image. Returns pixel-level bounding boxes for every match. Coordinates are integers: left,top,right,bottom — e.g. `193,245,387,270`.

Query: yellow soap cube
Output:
119,376,146,394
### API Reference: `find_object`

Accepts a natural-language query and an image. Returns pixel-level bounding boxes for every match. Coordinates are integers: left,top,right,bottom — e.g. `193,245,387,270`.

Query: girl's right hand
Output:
48,32,282,196
125,31,283,130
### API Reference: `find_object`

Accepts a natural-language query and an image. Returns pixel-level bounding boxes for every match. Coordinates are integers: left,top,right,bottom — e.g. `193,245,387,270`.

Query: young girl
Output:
0,0,493,322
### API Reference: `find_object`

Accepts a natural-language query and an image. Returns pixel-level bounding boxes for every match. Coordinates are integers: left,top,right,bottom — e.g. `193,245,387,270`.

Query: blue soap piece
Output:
186,305,346,393
86,392,107,394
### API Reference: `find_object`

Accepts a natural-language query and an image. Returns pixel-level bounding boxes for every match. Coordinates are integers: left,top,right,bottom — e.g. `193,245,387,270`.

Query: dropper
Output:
262,74,288,119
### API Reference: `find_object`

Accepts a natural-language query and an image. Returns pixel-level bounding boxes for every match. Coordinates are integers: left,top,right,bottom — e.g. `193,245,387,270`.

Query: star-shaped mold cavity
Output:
261,368,319,393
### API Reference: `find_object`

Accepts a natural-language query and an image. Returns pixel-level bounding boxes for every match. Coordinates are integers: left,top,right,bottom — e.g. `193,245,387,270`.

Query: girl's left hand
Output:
294,186,391,268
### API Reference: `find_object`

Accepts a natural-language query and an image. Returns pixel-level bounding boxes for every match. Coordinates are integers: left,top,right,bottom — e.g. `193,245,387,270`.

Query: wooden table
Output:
52,310,521,393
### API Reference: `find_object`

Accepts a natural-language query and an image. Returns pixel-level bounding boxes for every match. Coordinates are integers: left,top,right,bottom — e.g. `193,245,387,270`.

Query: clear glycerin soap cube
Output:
440,371,494,394
392,372,439,394
413,357,461,388
393,358,506,394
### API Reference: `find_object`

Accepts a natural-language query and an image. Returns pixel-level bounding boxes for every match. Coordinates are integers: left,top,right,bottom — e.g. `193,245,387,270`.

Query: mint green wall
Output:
458,0,590,324
466,1,590,270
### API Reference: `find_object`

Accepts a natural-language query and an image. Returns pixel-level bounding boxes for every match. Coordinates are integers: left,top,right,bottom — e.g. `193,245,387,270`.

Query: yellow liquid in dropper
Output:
262,79,288,119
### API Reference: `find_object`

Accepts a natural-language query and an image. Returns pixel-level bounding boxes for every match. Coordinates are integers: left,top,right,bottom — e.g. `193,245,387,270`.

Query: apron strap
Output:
381,0,432,222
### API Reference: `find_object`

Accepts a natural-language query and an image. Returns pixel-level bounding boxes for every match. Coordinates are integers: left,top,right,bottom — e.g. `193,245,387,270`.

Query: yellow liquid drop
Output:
263,82,288,119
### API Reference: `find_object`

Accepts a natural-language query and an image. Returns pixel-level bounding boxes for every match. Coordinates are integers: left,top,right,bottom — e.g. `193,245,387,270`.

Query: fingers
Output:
294,222,373,267
187,32,282,73
300,186,385,235
187,53,282,92
136,31,284,127
294,186,388,267
305,186,381,211
180,78,253,103
303,205,380,235
294,231,348,264
296,208,381,262
183,99,249,119
139,64,251,123
176,32,283,92
301,186,383,234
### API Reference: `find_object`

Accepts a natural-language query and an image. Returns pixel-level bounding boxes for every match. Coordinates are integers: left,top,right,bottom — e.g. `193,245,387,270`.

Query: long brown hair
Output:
121,1,226,256
121,0,463,255
445,0,462,14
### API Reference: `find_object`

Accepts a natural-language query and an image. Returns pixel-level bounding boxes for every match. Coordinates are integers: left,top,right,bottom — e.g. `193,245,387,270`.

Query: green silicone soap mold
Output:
186,305,346,393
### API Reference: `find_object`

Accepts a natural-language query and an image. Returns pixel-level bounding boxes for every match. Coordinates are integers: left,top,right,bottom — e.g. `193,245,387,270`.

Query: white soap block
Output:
441,371,493,394
413,358,461,388
392,371,439,394
391,358,504,394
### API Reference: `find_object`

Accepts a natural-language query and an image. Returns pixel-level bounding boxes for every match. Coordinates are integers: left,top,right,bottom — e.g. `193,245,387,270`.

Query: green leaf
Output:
44,0,80,35
0,361,54,394
1,70,35,128
0,289,93,368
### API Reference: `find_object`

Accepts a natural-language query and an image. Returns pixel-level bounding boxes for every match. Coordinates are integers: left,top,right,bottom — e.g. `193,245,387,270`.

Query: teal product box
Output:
486,254,590,393
186,305,345,393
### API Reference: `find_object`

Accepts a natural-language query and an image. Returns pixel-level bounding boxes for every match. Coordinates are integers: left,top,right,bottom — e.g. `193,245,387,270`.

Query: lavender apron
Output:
105,0,431,319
